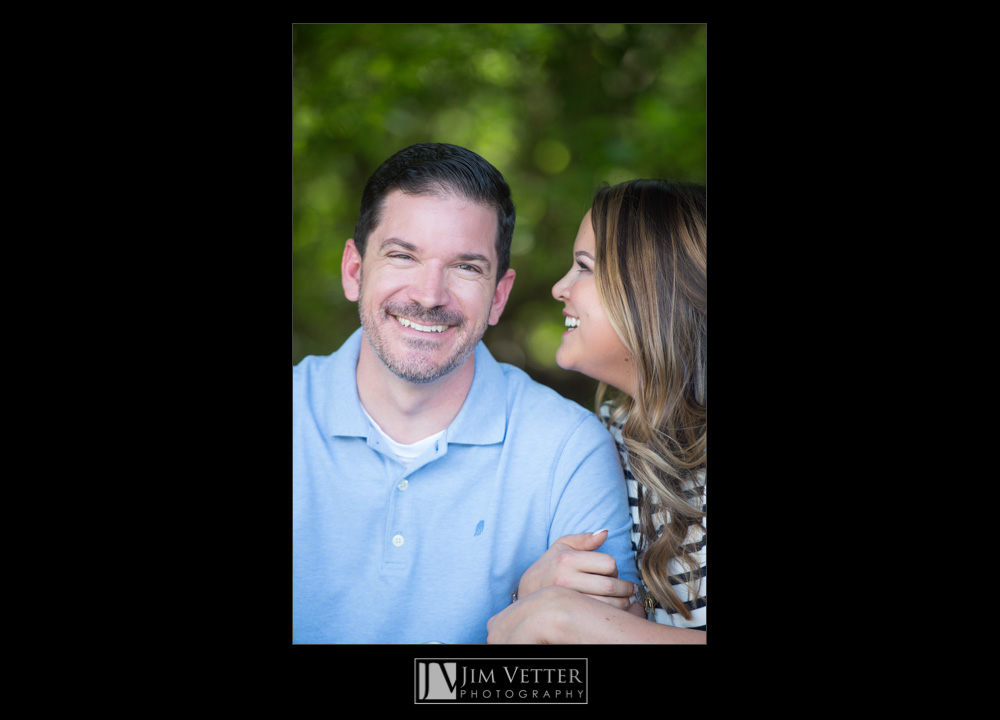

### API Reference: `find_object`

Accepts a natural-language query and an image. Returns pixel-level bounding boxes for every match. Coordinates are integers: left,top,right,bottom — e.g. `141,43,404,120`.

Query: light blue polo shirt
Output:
292,328,638,644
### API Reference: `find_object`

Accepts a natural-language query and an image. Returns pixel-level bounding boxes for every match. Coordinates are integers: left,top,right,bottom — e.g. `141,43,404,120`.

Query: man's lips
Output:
382,302,463,334
394,315,451,333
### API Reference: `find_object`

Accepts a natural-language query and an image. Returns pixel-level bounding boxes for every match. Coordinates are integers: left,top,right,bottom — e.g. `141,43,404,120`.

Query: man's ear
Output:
341,239,362,302
488,268,516,326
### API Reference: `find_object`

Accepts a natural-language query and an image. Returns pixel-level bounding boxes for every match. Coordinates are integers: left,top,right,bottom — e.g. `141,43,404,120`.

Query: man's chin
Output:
383,355,464,384
369,337,457,382
398,333,450,351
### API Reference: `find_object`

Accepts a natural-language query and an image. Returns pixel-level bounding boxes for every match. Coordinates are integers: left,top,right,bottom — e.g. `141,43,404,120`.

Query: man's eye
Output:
458,264,482,274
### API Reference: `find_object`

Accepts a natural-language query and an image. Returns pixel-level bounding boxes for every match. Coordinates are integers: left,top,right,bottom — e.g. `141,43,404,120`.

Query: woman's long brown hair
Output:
592,179,707,619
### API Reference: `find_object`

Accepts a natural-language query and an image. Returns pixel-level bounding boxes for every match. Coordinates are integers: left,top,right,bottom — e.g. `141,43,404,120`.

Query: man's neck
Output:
355,339,475,445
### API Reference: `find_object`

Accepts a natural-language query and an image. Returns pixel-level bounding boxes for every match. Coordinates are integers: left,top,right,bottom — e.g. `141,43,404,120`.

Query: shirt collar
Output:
327,328,506,446
445,340,506,446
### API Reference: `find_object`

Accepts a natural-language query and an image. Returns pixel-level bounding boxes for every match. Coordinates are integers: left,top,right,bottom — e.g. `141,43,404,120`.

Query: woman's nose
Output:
552,269,572,301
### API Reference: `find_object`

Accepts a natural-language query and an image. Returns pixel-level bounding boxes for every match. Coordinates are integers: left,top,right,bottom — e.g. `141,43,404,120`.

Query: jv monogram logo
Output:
416,662,457,701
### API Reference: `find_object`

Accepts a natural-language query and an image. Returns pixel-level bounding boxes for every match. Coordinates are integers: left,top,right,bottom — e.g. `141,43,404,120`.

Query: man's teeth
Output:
565,316,580,328
396,316,449,333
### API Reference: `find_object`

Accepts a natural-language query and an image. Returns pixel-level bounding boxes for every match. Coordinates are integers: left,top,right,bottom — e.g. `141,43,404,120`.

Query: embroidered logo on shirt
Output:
474,520,485,536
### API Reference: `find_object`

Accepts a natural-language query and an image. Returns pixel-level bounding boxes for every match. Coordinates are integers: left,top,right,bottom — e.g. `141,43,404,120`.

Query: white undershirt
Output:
361,405,445,468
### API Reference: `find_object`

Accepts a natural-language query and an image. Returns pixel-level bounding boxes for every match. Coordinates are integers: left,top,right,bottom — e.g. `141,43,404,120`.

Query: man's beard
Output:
358,282,487,384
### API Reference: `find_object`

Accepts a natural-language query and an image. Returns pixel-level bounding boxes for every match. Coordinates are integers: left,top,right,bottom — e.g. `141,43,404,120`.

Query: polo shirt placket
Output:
366,431,450,571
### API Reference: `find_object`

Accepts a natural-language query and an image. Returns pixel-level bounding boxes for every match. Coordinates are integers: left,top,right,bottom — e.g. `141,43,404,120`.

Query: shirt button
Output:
392,534,404,547
397,480,409,491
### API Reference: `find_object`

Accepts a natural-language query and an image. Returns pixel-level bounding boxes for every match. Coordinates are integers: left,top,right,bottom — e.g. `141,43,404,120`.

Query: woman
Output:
487,179,707,643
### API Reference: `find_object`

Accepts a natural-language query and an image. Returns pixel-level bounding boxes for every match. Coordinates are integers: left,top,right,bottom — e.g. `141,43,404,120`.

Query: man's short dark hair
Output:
353,143,516,282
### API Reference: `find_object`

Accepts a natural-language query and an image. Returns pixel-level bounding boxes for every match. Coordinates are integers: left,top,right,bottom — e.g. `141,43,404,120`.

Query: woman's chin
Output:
553,349,569,372
553,352,580,376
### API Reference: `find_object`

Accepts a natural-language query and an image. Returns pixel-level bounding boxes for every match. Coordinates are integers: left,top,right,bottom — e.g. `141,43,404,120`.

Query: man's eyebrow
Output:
378,238,419,253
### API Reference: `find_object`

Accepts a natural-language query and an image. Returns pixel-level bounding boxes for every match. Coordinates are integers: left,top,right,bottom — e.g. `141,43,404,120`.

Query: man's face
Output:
342,190,514,384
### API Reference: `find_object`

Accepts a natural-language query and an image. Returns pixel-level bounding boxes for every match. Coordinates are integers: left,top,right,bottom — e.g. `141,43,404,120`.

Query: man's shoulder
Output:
495,361,603,434
292,352,334,391
491,362,622,484
293,349,339,371
293,330,361,385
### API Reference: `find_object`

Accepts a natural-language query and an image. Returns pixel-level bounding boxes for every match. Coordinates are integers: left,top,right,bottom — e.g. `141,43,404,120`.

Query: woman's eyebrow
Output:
575,250,594,260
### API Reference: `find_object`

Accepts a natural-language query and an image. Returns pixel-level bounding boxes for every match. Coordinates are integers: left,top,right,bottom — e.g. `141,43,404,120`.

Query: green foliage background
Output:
292,23,706,409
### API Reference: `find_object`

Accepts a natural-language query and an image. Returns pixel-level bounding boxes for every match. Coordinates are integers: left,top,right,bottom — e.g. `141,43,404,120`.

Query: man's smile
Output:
394,315,452,333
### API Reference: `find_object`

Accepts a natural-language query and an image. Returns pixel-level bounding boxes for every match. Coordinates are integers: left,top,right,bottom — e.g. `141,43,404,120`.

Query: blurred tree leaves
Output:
292,23,706,408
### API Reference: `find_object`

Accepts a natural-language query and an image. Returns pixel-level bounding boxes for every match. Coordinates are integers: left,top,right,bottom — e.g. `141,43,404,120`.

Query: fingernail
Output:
591,528,608,535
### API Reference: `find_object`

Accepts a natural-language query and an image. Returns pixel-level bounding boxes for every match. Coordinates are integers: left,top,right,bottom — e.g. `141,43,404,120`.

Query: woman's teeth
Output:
396,316,449,333
564,316,580,328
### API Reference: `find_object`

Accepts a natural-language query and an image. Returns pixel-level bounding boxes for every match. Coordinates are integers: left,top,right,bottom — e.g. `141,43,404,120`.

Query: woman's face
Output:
551,211,636,395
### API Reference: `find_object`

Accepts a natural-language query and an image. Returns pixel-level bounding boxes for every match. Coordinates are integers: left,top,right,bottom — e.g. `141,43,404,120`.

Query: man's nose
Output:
409,264,451,308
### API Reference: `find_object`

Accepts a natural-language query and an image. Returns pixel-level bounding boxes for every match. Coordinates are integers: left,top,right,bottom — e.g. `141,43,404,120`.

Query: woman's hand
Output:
487,586,707,645
515,529,635,610
487,586,584,644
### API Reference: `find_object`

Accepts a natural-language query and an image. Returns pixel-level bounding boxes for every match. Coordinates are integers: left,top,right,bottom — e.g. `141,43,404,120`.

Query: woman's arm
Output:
487,585,706,644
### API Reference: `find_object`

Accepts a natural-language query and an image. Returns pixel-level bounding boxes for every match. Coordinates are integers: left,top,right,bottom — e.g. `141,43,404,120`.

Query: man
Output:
293,143,637,643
